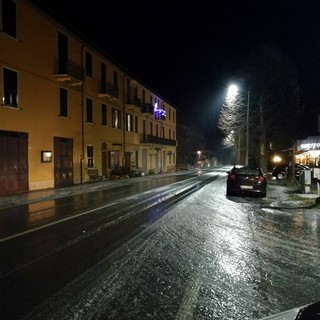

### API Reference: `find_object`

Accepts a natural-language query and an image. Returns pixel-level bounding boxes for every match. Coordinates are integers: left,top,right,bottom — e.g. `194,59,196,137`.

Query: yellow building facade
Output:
0,0,177,195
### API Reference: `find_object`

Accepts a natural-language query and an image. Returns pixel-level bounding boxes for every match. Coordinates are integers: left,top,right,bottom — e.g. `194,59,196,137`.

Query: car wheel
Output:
276,173,285,180
226,188,232,196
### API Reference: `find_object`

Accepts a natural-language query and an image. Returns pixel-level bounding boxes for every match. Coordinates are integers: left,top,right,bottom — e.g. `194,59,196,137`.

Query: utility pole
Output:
245,89,250,165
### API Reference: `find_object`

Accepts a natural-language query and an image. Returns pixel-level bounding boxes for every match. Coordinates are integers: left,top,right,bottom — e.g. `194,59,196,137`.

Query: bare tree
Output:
218,86,246,163
240,45,303,169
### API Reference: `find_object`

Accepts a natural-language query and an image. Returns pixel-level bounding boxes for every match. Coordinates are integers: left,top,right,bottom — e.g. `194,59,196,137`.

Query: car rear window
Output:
235,167,260,175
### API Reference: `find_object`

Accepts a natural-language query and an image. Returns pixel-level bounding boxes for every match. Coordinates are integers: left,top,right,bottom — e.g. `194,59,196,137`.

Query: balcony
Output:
125,96,142,110
140,135,176,146
98,81,119,102
53,58,84,86
141,103,154,115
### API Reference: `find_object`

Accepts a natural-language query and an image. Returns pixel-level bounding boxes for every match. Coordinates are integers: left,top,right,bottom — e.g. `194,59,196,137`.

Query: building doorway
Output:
54,137,73,187
0,131,28,195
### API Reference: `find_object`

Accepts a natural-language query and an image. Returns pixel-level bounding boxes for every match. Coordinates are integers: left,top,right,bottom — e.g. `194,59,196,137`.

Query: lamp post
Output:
245,89,250,165
197,150,201,168
227,84,250,165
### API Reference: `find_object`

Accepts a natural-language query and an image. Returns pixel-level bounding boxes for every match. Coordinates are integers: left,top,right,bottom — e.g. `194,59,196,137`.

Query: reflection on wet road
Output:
0,174,192,239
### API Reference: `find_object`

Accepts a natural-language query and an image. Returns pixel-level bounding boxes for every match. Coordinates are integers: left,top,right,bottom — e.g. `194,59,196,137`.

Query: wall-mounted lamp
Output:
41,150,52,162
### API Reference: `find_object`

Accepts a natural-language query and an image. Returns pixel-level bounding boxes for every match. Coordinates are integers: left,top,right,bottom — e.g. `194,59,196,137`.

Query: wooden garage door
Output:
54,137,73,188
0,131,28,196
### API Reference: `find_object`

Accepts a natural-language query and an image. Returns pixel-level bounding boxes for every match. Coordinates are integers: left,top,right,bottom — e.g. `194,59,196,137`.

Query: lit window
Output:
112,108,121,129
87,145,94,168
126,113,133,132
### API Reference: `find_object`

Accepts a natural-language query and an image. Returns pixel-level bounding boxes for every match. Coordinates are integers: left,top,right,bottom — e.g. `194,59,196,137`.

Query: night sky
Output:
38,0,320,159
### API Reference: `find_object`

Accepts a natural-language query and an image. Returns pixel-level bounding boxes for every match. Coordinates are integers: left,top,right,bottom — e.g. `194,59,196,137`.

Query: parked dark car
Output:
226,165,267,197
272,163,311,180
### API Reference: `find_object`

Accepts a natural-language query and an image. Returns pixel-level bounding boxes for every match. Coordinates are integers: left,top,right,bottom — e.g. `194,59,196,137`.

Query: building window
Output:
86,52,92,77
168,151,173,164
112,107,121,128
3,67,18,107
101,62,107,93
150,122,153,136
109,150,120,169
113,71,118,91
126,113,133,132
169,129,171,139
143,120,146,136
101,104,107,126
135,116,138,133
2,0,16,38
59,88,68,117
86,98,93,123
87,145,94,168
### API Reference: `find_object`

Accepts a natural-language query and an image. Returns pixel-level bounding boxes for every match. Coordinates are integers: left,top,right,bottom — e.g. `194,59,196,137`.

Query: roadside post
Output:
313,168,320,196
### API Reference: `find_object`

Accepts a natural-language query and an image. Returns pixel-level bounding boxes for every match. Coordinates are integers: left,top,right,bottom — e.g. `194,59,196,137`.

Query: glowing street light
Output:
227,84,238,101
227,84,250,165
273,155,282,164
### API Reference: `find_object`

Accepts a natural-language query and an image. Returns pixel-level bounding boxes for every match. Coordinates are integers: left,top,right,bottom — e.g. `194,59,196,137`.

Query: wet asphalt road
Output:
1,168,320,319
0,170,217,319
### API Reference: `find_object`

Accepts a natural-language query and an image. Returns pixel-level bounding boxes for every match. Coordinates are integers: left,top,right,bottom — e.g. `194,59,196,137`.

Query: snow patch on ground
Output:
264,180,319,209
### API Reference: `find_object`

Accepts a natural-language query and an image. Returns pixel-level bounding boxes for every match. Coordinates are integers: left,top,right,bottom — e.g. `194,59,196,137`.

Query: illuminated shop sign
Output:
297,136,320,151
300,143,320,151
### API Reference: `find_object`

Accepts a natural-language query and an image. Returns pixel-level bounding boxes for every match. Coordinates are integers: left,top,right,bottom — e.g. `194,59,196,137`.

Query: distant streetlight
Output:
227,84,250,165
273,155,282,164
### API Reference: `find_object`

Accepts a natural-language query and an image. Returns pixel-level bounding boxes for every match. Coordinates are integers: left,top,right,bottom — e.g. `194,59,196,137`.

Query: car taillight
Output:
258,175,266,183
229,174,236,181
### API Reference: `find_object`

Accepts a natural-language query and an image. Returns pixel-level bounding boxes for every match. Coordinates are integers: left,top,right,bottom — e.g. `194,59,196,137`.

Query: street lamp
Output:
245,89,250,166
226,84,238,101
197,150,202,169
227,84,250,165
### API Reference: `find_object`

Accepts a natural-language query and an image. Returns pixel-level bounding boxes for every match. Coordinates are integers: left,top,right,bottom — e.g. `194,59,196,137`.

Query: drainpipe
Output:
80,82,84,184
123,74,126,170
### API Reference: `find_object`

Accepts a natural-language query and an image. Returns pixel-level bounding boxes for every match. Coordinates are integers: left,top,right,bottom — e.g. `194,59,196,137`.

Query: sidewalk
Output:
266,177,320,209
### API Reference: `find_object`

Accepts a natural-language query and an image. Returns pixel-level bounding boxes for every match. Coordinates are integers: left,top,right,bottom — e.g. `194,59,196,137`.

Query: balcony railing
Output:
125,96,142,110
141,103,154,115
141,134,176,146
53,58,84,86
98,81,119,101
